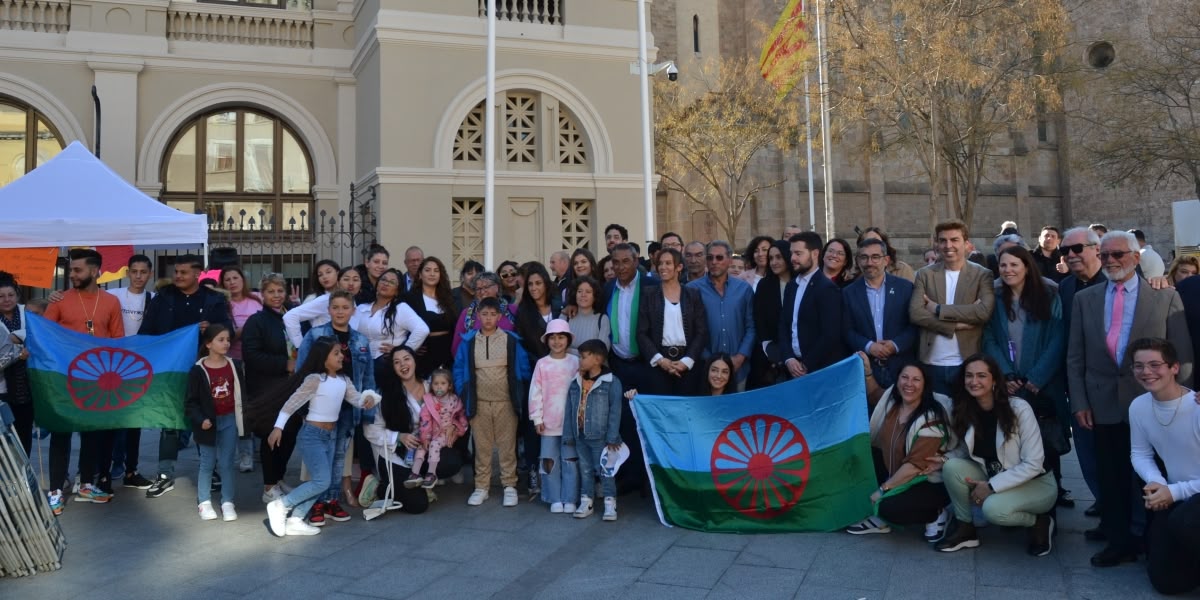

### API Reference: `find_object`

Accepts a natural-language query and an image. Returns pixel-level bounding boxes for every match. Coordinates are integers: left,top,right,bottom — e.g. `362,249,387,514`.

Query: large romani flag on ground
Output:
26,314,196,432
631,356,875,533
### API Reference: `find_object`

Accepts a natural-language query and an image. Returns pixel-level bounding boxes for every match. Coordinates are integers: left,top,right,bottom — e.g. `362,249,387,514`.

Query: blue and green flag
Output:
26,314,197,432
631,356,876,533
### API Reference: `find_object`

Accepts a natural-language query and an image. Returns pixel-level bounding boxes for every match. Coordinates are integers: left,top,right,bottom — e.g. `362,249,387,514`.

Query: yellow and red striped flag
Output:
759,0,810,97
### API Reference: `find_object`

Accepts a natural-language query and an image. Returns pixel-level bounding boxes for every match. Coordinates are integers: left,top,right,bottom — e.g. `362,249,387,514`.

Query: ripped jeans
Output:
539,435,579,506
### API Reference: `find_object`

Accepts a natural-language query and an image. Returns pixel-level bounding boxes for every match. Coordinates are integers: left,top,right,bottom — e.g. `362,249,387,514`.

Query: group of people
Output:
0,216,1197,595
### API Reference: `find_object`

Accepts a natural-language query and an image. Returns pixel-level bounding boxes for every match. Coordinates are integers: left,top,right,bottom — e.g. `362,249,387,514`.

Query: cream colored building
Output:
0,0,651,285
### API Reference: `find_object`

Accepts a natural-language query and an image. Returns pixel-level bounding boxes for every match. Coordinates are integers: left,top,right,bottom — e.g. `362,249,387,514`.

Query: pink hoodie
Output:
528,354,580,436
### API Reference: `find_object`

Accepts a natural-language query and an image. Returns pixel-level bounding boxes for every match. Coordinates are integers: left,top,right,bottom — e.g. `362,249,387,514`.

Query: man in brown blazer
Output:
908,220,996,395
1067,230,1193,568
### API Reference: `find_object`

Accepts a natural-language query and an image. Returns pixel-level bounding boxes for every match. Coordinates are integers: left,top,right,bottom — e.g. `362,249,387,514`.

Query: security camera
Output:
666,63,679,82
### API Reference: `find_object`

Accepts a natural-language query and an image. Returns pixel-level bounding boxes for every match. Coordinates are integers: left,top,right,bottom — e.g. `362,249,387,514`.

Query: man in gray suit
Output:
909,219,996,395
1067,230,1193,568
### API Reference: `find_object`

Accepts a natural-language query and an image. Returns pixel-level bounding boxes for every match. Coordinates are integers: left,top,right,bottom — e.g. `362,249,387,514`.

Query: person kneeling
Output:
936,354,1057,556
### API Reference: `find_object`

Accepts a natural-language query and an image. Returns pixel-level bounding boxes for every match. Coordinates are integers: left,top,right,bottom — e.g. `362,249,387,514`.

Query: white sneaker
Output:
503,486,518,507
846,516,891,535
603,496,617,521
262,484,284,504
238,454,253,473
198,500,218,521
72,475,81,494
284,516,320,536
266,499,287,537
925,507,951,542
221,502,238,522
574,496,593,518
467,489,489,506
563,502,576,514
550,502,564,514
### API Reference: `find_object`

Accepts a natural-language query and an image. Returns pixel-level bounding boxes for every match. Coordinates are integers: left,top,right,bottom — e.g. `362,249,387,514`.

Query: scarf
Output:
608,277,640,357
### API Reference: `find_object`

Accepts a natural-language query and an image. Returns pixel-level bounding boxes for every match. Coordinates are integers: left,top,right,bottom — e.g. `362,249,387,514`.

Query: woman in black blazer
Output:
750,240,794,389
637,248,708,395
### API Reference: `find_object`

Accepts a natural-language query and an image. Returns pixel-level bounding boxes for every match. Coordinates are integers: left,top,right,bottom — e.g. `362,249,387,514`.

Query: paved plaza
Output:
2,436,1193,600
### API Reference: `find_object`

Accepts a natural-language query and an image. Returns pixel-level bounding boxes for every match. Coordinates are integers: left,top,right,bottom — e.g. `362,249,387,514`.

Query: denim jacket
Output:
562,371,623,446
297,323,376,422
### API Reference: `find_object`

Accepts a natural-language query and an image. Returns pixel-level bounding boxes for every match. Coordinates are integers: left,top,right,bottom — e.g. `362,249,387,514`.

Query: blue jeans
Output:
284,423,336,519
319,406,353,502
925,364,961,397
197,414,237,505
539,435,578,506
575,438,616,499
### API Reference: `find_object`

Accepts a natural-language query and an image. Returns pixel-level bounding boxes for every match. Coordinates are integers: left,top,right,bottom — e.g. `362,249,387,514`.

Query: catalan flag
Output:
760,0,810,97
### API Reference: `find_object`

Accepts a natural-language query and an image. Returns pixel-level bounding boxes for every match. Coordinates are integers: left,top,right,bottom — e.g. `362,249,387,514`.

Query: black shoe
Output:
123,472,153,489
1090,545,1137,568
146,475,174,498
97,477,114,495
1084,527,1107,542
1027,514,1055,557
1056,489,1075,509
935,520,980,552
212,472,222,491
1084,503,1101,518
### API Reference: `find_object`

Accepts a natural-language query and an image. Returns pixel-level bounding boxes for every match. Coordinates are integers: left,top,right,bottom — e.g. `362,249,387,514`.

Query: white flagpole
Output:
815,0,835,240
803,73,816,231
484,0,497,269
637,0,655,244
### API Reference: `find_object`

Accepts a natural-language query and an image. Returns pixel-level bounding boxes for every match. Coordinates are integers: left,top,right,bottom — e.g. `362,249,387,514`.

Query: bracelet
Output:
865,372,873,379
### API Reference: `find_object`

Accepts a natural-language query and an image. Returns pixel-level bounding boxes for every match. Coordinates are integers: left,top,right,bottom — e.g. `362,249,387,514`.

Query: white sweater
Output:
1130,390,1200,502
355,302,429,358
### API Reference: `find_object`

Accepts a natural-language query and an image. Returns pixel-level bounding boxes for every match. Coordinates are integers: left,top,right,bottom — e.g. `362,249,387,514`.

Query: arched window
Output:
161,108,313,232
693,15,701,53
0,96,65,188
452,90,592,172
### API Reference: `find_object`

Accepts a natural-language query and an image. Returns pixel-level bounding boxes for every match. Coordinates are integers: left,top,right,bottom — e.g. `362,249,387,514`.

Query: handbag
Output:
1037,416,1070,456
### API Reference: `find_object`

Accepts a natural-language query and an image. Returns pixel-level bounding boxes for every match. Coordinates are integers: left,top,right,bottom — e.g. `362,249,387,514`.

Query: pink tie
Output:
1106,286,1125,362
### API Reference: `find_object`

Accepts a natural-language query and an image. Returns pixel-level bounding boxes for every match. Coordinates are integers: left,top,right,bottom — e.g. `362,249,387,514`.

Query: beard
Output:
73,275,95,290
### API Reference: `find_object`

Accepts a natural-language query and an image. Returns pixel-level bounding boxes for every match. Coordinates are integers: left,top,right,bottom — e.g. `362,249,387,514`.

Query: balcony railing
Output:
167,4,313,48
0,0,70,33
478,0,563,25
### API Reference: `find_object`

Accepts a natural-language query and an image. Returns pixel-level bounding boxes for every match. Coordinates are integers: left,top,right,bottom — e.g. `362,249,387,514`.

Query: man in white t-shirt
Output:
107,254,155,490
909,220,996,395
1127,337,1200,595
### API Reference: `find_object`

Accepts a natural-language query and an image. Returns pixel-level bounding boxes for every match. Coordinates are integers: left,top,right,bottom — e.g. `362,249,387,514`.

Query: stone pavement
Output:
2,436,1193,600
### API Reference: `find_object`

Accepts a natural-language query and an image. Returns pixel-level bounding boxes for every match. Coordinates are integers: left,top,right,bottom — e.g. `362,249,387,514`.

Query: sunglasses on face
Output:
1099,250,1132,261
500,272,516,278
1062,243,1096,255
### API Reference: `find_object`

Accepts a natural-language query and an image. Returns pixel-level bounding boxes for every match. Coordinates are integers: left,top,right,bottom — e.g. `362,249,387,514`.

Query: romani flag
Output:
631,356,875,532
759,0,810,98
26,314,197,432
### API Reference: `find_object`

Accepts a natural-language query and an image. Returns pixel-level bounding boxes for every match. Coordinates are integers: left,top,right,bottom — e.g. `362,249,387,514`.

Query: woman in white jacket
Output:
936,353,1057,556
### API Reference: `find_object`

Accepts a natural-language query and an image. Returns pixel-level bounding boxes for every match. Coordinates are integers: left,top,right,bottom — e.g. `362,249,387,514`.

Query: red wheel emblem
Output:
67,348,154,411
710,414,811,519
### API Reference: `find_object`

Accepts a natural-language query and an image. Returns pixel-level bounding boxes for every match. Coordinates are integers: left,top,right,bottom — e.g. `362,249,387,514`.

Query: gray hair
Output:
471,271,500,291
551,250,570,261
1101,230,1139,252
1063,226,1101,246
993,234,1025,255
260,272,288,291
706,240,733,256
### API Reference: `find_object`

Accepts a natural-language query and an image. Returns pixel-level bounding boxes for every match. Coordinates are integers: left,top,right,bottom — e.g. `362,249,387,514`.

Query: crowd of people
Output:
0,217,1197,595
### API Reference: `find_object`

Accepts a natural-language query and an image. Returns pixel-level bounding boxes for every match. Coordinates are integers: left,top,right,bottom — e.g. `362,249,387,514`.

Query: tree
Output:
654,57,803,245
1074,4,1200,198
828,0,1071,235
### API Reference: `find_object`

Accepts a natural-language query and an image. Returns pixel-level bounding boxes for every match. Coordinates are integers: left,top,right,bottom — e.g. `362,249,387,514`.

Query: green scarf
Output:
608,277,641,358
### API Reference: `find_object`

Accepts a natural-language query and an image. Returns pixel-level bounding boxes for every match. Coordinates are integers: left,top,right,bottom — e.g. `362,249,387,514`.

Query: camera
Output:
666,63,679,81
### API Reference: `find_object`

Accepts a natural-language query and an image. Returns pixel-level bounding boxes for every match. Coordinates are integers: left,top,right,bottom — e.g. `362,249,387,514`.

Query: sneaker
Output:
846,516,891,535
47,490,64,516
1027,514,1054,557
451,472,465,485
421,474,438,489
278,480,293,494
574,496,594,518
212,472,222,491
563,502,576,514
935,521,980,552
285,516,320,536
467,489,489,506
123,472,153,489
96,478,114,495
74,483,112,504
357,474,379,507
503,486,518,507
198,500,218,520
266,499,287,537
221,502,238,522
262,484,284,504
404,473,424,489
603,497,617,521
924,507,952,542
308,502,327,526
528,471,540,496
72,475,80,494
324,500,351,522
550,502,565,514
146,475,174,498
238,454,253,473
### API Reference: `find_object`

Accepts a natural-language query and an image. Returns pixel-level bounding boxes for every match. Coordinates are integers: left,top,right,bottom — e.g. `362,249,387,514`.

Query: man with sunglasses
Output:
1067,230,1193,568
688,241,755,390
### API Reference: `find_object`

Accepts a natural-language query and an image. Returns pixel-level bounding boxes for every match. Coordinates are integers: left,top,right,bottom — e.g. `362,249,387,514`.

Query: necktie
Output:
1106,285,1125,362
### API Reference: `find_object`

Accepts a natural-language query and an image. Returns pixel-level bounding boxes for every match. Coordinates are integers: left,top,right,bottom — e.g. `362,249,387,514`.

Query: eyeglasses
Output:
857,254,886,263
378,278,399,287
499,272,516,279
1099,250,1132,261
1061,243,1096,255
1132,361,1168,373
705,255,728,262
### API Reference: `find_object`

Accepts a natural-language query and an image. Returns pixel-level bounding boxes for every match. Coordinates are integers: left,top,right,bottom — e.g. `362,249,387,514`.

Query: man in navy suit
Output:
1176,273,1200,389
775,231,845,377
842,238,917,389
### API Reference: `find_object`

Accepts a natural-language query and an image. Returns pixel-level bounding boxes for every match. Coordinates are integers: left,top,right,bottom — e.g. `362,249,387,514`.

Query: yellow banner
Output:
759,0,810,97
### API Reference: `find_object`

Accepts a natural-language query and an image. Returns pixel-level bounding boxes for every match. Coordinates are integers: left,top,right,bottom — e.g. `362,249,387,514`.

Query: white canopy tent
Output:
0,141,207,251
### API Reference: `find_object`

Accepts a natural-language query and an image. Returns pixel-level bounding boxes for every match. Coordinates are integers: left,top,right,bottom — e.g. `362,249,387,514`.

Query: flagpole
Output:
814,0,835,240
636,0,656,244
484,0,497,269
803,73,816,231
